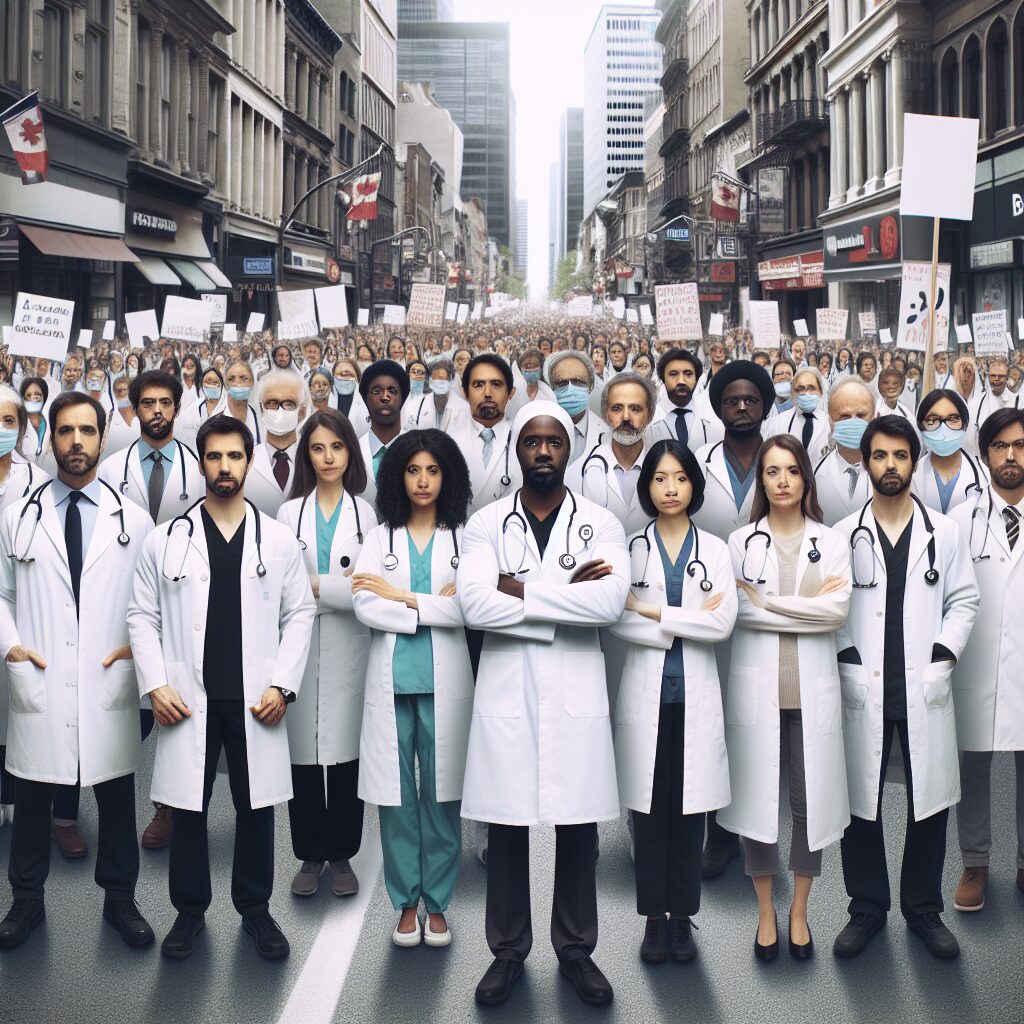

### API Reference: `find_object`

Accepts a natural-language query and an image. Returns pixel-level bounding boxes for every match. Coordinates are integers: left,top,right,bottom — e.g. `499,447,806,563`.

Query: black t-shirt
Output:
523,498,565,560
878,520,912,721
201,506,245,701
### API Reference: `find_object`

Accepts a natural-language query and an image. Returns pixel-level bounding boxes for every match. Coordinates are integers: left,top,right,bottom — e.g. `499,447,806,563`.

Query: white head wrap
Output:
510,400,574,449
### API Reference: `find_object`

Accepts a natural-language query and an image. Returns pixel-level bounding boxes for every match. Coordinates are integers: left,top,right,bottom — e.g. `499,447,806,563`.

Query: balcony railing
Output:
756,99,827,149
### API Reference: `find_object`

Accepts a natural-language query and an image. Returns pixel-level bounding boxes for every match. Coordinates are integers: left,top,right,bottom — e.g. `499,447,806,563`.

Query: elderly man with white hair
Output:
244,369,311,517
544,350,609,464
765,365,831,460
813,377,877,527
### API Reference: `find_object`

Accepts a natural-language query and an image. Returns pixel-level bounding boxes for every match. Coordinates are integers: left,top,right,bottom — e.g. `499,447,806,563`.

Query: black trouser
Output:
485,821,598,964
841,717,948,920
287,760,364,863
8,773,138,902
169,700,274,919
0,748,15,805
633,703,705,918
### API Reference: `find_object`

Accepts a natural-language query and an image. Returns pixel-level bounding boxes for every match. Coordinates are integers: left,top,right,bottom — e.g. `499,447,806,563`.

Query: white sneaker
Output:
424,915,452,948
392,913,422,948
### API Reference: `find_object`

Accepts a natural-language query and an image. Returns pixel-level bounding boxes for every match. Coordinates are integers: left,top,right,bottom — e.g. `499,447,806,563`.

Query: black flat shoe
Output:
754,912,779,962
640,916,668,963
0,899,45,950
559,954,613,1006
475,957,524,1006
103,899,155,948
242,912,290,960
788,918,814,961
668,916,697,963
161,912,205,960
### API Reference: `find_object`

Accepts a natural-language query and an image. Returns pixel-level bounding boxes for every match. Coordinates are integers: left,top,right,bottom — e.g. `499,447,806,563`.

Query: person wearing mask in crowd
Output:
402,357,468,432
326,359,369,439
948,407,1024,912
812,378,876,527
647,349,722,453
766,367,830,459
506,349,553,421
770,359,796,416
277,409,374,900
406,359,429,402
357,360,411,508
612,440,737,965
876,369,916,424
245,370,310,517
721,436,851,963
972,357,1020,437
459,402,628,1007
831,416,978,960
352,430,473,948
82,361,113,415
221,361,263,444
545,350,609,465
0,392,154,950
856,351,879,396
18,377,50,465
912,390,989,515
308,369,334,415
127,415,315,961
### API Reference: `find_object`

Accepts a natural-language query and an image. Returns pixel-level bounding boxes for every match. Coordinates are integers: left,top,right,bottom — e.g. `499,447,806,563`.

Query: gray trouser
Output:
743,710,822,879
956,750,1024,870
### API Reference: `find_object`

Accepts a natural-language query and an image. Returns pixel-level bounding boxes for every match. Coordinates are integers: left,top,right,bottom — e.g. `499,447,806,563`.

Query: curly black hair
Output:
374,429,472,532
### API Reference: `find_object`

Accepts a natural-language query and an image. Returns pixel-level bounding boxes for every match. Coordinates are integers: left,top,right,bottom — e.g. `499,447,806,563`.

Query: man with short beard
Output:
647,348,723,451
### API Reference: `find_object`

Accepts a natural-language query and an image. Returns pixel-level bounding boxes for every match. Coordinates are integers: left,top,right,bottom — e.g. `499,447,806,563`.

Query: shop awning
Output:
19,223,138,261
195,260,232,289
167,258,216,292
132,255,181,286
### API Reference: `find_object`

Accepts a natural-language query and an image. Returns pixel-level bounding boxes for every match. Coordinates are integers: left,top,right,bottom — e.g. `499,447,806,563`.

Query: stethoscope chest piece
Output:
117,532,130,546
451,555,460,569
699,578,713,593
578,524,594,544
924,567,939,585
383,552,399,571
807,546,821,564
559,553,577,571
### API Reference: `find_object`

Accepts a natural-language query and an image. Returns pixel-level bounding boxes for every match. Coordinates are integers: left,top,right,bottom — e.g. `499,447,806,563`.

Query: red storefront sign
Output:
711,261,736,283
758,250,824,291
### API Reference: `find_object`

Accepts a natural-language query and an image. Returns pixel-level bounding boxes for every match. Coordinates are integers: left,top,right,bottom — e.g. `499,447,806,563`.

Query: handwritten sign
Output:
201,293,227,324
858,310,877,333
708,312,724,336
406,283,446,327
245,312,266,334
445,301,457,322
749,300,781,347
222,324,238,343
277,289,318,336
639,305,654,326
896,261,951,352
793,319,808,337
357,309,370,327
102,320,115,341
383,304,406,325
655,284,702,341
456,303,469,324
815,308,849,341
9,292,75,361
568,295,593,317
971,310,1008,355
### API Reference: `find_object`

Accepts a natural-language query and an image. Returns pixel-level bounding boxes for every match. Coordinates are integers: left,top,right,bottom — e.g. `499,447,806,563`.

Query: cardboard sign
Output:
749,300,782,347
77,329,93,349
445,301,457,322
858,311,877,333
222,324,238,343
201,293,228,324
1018,317,1024,341
9,292,75,361
900,115,980,221
815,308,849,341
406,283,446,327
567,295,593,317
879,327,893,345
125,309,160,349
357,309,370,327
277,289,318,336
708,312,724,336
954,323,973,347
655,284,702,342
971,310,1007,355
471,301,483,321
611,297,626,319
245,312,266,334
793,319,808,337
896,261,951,352
314,285,348,328
102,320,115,341
277,320,306,341
383,304,406,325
639,305,654,326
161,296,212,343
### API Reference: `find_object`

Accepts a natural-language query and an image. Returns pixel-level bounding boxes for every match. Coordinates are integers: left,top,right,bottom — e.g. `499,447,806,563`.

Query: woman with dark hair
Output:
160,355,181,381
836,347,854,376
276,409,375,899
912,388,988,514
273,344,298,372
125,352,142,380
721,434,852,963
355,343,375,373
179,353,203,412
451,347,472,394
612,439,737,965
406,358,429,399
351,429,474,948
18,376,50,463
308,369,333,413
329,358,370,438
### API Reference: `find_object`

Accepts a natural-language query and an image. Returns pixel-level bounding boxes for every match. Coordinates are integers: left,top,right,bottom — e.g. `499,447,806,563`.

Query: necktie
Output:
272,449,290,491
1003,506,1020,550
846,465,859,499
802,413,815,450
65,491,82,615
147,450,164,522
481,427,495,467
674,408,689,446
372,444,388,481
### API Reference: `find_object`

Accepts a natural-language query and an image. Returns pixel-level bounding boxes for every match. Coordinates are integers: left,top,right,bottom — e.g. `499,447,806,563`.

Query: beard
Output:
207,475,242,498
871,470,911,496
992,462,1024,490
524,463,564,492
611,426,644,446
141,416,172,441
54,447,100,477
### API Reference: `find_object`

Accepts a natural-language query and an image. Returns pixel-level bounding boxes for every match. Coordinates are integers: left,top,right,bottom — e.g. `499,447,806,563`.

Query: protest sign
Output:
406,283,446,327
655,283,702,341
357,309,370,327
815,307,849,341
568,295,593,317
971,310,1007,355
793,319,808,337
879,328,893,345
125,309,160,349
749,300,781,347
162,296,212,343
639,305,654,326
201,293,227,324
456,304,469,324
9,292,74,361
896,262,951,352
858,311,877,334
222,324,238,343
383,304,406,325
314,285,348,328
102,320,115,341
245,312,266,334
445,301,457,322
954,323,973,347
708,312,724,336
277,289,318,336
77,329,93,349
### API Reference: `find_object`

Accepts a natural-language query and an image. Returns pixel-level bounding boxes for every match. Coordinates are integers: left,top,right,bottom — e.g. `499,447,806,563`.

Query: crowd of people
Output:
0,307,1020,1009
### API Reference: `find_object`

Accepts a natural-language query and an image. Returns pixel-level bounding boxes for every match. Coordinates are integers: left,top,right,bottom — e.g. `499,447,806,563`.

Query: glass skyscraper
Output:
397,0,453,20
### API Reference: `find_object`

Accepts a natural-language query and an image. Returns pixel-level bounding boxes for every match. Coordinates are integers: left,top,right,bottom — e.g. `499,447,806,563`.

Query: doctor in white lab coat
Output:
645,348,724,454
127,414,315,961
400,357,470,433
355,359,411,513
0,392,154,950
459,402,628,1008
543,351,609,466
812,378,876,527
764,367,831,460
831,415,978,961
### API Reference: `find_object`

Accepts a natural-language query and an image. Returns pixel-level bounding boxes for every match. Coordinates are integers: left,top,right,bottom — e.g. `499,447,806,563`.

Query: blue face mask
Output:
923,423,966,458
431,379,451,397
795,393,819,413
0,427,18,458
227,386,251,402
832,417,869,450
554,382,589,418
522,369,542,386
204,386,222,402
410,379,425,396
334,377,357,396
774,381,792,398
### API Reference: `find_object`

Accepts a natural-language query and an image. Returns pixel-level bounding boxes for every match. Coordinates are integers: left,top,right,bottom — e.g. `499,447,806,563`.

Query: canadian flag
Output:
2,92,48,185
346,172,381,221
447,261,461,285
709,175,740,222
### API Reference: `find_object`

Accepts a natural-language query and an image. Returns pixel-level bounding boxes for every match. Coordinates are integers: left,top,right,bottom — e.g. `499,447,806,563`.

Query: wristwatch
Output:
273,686,296,704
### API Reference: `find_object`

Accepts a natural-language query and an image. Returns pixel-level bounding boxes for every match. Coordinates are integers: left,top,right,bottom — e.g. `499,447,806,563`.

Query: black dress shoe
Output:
0,899,45,950
832,911,885,958
906,912,960,959
161,912,205,960
701,835,740,879
475,957,524,1006
559,954,614,1006
754,912,779,962
668,916,697,963
788,917,814,961
103,899,155,948
242,912,290,960
640,916,668,963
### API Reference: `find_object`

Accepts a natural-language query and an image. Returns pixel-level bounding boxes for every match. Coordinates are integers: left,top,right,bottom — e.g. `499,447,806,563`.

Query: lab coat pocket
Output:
725,668,759,727
838,663,867,718
922,661,954,713
564,653,609,719
614,666,646,727
100,662,140,712
474,642,524,717
7,660,45,715
815,676,841,737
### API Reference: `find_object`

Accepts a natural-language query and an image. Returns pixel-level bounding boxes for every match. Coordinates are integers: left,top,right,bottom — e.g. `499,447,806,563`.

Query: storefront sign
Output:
759,251,824,291
711,262,736,283
969,240,1019,270
128,207,177,239
284,248,328,276
665,227,690,242
823,213,900,273
242,257,274,277
757,168,787,235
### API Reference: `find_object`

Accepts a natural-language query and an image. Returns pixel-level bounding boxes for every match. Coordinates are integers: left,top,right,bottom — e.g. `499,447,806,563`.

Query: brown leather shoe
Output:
141,804,171,851
51,821,88,859
954,866,988,912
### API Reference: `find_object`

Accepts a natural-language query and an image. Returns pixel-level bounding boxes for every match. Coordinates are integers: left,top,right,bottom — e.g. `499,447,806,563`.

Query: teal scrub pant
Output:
378,693,462,913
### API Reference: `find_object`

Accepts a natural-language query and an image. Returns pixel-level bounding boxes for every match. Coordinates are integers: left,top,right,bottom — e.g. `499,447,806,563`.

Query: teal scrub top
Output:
392,532,435,694
315,496,343,575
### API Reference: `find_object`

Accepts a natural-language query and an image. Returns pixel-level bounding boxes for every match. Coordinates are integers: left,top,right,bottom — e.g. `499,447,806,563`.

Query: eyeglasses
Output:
722,396,762,409
262,399,298,411
921,413,963,430
989,439,1024,455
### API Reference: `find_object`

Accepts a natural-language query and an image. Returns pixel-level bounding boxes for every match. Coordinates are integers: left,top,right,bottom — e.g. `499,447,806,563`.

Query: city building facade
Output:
557,107,585,261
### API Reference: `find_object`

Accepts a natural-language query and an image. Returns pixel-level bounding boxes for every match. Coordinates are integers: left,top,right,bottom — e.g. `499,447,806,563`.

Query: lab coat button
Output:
873,750,880,756
876,611,883,618
201,574,209,581
873,671,880,677
193,624,201,631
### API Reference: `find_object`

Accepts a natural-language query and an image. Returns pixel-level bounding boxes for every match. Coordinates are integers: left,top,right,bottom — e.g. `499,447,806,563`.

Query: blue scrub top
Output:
392,532,435,694
315,496,342,575
655,525,692,704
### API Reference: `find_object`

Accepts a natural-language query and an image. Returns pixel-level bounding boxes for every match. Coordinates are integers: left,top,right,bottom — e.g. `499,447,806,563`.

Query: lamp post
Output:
367,224,435,321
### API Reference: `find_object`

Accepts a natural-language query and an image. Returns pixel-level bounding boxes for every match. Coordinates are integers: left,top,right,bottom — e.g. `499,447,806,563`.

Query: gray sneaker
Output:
329,859,359,896
291,860,325,896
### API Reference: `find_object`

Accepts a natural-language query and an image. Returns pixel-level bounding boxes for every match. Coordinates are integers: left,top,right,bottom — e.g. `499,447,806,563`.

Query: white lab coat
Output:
611,524,737,814
103,406,142,457
19,418,51,466
244,441,297,518
0,482,152,786
813,448,872,528
457,492,629,825
833,502,979,821
98,438,205,525
449,419,521,516
949,491,1024,751
400,391,470,433
647,397,724,453
966,389,1020,457
178,398,262,451
911,451,989,515
352,524,473,806
691,440,757,542
765,406,832,461
564,439,650,539
505,380,555,422
717,521,853,851
277,491,375,765
567,410,610,465
127,503,315,810
327,390,370,439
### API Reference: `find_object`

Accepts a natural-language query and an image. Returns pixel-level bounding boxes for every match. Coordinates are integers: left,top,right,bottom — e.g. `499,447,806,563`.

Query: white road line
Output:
276,842,384,1024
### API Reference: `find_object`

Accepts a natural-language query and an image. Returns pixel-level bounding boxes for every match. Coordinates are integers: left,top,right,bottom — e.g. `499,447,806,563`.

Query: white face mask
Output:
262,407,299,436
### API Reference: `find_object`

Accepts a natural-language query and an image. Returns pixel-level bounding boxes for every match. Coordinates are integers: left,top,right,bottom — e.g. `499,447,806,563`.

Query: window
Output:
986,20,1010,136
42,2,68,106
1,0,31,88
208,74,224,185
84,0,109,124
962,35,982,122
135,20,149,143
187,52,200,171
939,47,958,117
160,36,174,159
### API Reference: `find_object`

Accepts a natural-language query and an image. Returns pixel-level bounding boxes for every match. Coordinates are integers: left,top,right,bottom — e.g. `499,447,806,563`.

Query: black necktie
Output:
66,491,82,615
273,450,290,491
674,408,689,446
1004,506,1020,551
802,413,814,450
147,451,164,522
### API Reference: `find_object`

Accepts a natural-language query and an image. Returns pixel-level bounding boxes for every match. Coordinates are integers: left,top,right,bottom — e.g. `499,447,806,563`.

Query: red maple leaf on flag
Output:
354,178,377,197
718,184,736,202
19,117,43,147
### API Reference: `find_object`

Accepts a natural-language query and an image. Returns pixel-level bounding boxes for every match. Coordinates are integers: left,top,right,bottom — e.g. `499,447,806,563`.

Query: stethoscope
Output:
740,518,821,584
493,432,513,493
198,399,262,444
162,498,266,581
629,519,712,592
579,438,612,505
13,478,130,563
295,491,364,569
120,438,194,503
500,488,594,574
383,525,460,572
849,494,939,589
965,488,1020,563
